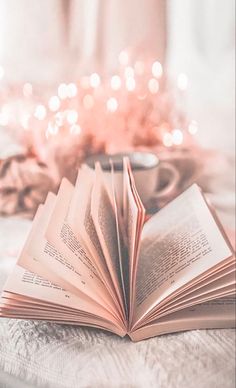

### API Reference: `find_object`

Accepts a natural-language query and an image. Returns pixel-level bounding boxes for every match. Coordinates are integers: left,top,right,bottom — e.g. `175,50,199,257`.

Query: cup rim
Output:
85,152,159,171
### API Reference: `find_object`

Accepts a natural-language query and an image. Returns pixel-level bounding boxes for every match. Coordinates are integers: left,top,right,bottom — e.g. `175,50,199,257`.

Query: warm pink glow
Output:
0,52,194,158
107,97,118,112
23,83,33,98
90,73,100,88
48,96,60,112
67,83,78,98
34,105,47,120
119,50,129,66
58,83,68,99
172,129,183,145
70,124,81,135
137,93,147,100
134,61,144,75
163,132,173,147
83,94,94,109
80,76,90,89
148,78,159,94
20,113,30,130
47,122,58,136
126,77,136,91
152,61,163,78
55,112,64,126
110,75,121,91
124,66,134,78
67,110,78,124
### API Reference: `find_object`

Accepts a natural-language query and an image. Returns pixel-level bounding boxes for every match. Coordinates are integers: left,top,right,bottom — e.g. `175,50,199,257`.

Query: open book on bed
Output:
0,158,235,341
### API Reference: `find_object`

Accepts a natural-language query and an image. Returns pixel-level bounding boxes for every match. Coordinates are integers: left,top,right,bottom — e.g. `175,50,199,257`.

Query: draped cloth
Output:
0,0,166,81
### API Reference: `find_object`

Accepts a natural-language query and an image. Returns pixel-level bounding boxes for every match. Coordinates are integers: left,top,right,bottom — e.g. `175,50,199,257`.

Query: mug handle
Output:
151,162,180,200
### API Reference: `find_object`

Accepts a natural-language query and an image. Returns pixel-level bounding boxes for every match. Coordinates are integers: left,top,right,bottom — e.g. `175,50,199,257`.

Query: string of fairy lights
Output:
0,50,198,159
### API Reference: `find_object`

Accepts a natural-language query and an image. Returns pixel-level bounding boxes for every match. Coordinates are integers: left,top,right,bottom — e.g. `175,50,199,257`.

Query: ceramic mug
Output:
84,152,180,207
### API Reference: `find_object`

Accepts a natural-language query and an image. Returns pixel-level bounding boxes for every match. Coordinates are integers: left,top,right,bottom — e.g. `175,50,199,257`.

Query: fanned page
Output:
130,184,234,338
110,161,129,317
123,158,145,321
0,176,126,336
129,296,236,341
90,163,126,317
66,165,126,323
0,266,125,337
44,179,119,315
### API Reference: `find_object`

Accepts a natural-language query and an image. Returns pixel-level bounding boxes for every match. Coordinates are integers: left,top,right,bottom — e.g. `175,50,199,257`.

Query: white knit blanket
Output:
0,154,235,388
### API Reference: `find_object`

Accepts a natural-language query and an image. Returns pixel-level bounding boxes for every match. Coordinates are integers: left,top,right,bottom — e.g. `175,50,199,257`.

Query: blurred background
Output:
0,0,235,220
0,0,234,152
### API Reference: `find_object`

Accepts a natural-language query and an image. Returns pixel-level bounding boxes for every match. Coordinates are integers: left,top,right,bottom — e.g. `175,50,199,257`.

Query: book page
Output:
148,258,235,322
129,296,235,341
1,265,108,317
66,166,120,310
110,161,128,317
133,184,233,325
17,237,123,326
91,163,125,315
44,179,118,313
19,187,117,314
1,263,126,329
0,266,126,336
144,270,235,324
68,164,95,221
19,199,96,295
163,255,235,304
67,166,108,275
123,158,145,319
1,291,95,316
1,290,118,323
123,158,139,282
46,179,98,276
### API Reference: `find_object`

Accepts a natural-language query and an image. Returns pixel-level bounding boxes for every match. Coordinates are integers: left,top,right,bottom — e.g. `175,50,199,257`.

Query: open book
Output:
0,159,235,341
